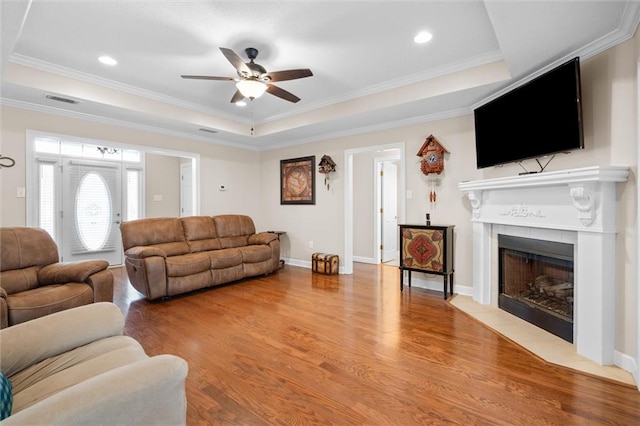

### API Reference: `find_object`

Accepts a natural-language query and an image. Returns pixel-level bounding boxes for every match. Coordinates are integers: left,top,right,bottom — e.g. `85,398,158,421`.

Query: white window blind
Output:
126,169,141,221
38,162,56,238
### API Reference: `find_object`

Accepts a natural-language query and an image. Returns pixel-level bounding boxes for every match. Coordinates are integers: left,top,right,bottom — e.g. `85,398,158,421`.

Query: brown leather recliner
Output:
0,227,114,328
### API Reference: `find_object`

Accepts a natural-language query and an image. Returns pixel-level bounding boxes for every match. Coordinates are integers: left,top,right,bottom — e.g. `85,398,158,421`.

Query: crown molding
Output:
472,2,640,110
263,107,472,151
259,50,504,125
0,97,259,151
9,54,251,126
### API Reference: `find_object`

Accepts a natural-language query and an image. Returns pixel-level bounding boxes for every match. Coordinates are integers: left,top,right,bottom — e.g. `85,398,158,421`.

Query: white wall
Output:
145,153,181,218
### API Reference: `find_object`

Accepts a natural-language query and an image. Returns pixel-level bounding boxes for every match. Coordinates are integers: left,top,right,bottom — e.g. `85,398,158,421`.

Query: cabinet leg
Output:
443,276,448,300
450,273,454,298
400,269,403,291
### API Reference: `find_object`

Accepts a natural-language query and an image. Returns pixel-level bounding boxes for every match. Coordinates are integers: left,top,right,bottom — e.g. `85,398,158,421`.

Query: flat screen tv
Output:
474,57,584,170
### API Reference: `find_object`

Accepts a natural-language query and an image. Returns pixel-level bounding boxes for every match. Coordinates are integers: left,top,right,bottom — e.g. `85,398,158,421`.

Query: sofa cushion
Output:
0,371,11,420
181,216,217,240
208,248,242,269
213,215,254,248
0,228,58,272
10,335,147,414
239,245,273,263
165,253,211,277
120,218,186,251
181,216,222,253
6,284,94,327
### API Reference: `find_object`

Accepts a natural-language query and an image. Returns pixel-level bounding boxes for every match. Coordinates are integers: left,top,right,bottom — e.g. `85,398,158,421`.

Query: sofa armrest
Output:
4,354,188,426
125,246,167,259
0,302,124,377
248,232,278,245
38,260,109,285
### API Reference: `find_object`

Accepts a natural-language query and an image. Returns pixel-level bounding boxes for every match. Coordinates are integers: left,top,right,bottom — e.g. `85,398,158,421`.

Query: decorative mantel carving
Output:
467,190,482,218
568,182,596,226
500,205,545,219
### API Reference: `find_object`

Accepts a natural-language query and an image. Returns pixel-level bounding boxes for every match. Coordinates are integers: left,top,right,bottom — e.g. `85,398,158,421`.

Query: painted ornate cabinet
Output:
398,224,454,299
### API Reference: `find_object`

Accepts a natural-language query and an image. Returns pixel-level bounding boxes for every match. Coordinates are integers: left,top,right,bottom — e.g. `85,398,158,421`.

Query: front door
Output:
61,158,123,265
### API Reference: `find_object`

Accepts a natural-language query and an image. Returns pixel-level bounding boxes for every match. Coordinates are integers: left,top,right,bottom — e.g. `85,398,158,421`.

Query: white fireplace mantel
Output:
458,166,629,365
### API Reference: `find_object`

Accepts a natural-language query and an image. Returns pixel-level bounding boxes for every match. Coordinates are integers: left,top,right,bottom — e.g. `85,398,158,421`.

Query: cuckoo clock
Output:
318,155,337,190
417,135,449,205
417,134,449,175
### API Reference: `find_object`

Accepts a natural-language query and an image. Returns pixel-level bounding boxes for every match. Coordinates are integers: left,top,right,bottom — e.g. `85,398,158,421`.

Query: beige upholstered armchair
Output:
0,302,188,424
0,227,114,328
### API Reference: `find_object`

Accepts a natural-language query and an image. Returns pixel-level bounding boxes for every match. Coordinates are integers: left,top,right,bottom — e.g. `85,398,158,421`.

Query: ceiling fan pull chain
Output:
250,101,255,136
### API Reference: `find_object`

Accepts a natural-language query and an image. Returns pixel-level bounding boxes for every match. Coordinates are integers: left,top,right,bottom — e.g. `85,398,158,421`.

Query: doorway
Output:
344,142,406,274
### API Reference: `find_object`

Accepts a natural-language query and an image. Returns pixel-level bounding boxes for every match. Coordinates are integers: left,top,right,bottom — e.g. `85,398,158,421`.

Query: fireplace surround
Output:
458,166,628,365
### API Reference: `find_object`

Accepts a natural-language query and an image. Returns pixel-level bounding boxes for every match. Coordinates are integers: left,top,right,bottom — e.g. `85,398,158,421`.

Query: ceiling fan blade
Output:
266,84,301,103
219,47,252,77
181,75,235,81
230,90,245,104
264,69,313,82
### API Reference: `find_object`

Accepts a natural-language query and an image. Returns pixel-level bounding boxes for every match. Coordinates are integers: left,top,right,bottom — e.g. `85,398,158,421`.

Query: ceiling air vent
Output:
45,94,79,104
198,128,217,134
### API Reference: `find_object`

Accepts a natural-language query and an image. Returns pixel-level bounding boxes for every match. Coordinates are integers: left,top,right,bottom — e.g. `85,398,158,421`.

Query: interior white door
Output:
180,162,193,217
381,160,398,262
61,158,123,265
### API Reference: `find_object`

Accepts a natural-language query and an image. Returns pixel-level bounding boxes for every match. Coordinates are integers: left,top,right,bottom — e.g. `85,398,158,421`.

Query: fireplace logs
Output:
520,275,573,321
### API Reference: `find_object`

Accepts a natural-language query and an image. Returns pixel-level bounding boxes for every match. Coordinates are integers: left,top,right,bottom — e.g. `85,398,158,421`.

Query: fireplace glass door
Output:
498,235,574,343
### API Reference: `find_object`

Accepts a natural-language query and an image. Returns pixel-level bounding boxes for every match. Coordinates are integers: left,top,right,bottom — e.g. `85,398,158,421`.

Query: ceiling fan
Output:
181,47,313,103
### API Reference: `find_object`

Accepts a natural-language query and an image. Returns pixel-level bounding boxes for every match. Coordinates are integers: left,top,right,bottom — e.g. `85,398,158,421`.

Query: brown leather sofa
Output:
120,215,280,300
0,227,114,329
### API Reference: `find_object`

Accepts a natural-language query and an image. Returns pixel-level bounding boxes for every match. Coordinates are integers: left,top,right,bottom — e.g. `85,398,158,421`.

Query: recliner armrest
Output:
0,302,124,377
38,260,109,285
248,232,278,245
125,246,167,259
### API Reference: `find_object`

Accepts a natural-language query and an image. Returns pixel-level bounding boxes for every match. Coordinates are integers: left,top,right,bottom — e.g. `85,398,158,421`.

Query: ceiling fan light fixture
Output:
414,31,433,44
236,79,267,99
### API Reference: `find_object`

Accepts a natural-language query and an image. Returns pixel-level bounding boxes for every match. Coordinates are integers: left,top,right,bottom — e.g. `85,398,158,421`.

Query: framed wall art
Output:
280,155,315,205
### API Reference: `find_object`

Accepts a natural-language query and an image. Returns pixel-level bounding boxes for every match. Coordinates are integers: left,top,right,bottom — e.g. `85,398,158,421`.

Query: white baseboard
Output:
281,258,346,274
403,274,473,297
614,351,639,388
353,256,377,264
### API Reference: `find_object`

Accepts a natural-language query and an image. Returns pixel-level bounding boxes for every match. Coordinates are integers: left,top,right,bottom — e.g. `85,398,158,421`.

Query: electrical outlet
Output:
407,190,413,199
308,241,314,249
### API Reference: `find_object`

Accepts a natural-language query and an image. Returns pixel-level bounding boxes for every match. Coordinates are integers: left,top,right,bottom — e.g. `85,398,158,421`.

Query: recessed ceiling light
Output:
414,31,433,44
235,101,247,107
98,55,118,66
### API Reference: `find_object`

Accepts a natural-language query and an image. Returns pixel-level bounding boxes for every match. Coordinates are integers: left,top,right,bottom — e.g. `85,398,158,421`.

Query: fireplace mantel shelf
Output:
458,166,628,192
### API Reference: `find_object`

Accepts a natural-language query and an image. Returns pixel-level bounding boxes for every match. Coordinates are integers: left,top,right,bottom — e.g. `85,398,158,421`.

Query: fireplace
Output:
458,166,628,365
498,235,574,342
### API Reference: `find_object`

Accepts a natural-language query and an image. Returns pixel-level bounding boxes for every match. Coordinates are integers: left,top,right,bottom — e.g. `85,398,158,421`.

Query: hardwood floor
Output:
111,263,640,425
